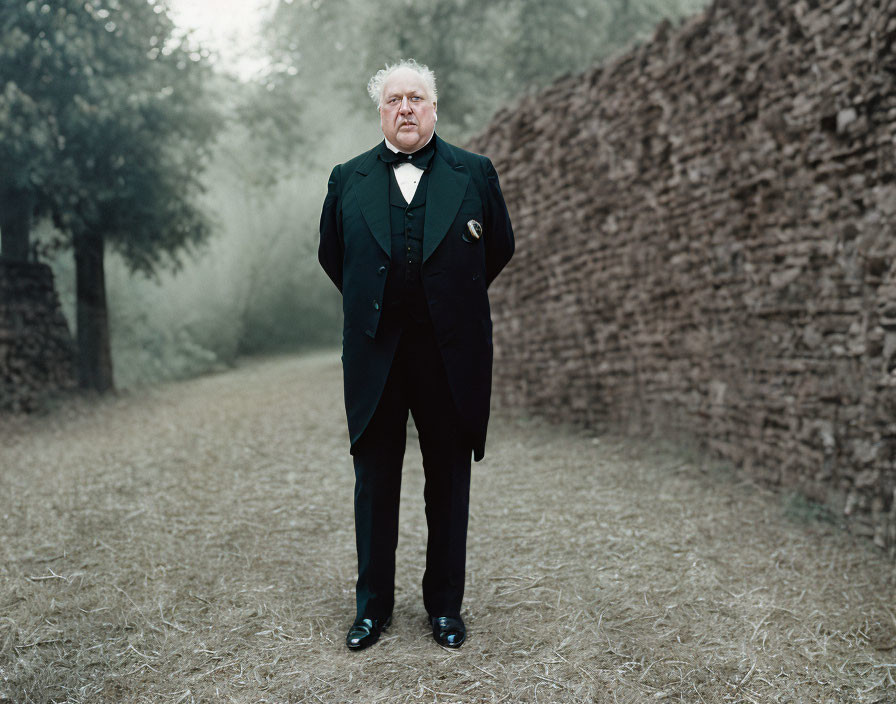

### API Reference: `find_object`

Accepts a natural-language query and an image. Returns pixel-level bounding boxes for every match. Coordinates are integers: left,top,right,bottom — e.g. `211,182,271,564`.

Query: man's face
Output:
379,68,437,153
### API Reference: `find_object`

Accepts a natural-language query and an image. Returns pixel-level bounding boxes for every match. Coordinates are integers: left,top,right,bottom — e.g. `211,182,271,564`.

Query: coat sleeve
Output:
483,158,515,288
318,165,344,293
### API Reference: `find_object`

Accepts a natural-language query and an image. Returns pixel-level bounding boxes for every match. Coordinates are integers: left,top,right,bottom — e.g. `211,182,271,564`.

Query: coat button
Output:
378,265,387,275
373,300,380,310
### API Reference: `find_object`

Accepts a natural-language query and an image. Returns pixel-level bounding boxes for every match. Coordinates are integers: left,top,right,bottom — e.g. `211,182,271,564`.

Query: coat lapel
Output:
423,139,469,263
355,149,391,258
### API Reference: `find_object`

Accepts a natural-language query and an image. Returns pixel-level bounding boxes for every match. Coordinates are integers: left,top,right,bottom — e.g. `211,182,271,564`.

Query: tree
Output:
0,0,219,391
254,0,708,150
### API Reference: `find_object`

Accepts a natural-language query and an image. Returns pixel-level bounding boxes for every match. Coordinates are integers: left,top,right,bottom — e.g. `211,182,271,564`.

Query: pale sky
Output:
167,0,273,78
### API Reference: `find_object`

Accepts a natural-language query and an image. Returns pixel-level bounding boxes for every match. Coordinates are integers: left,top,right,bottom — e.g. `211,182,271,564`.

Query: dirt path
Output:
1,352,894,703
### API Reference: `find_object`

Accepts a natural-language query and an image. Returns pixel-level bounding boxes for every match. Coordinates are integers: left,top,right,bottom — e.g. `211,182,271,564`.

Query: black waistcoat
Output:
381,166,431,327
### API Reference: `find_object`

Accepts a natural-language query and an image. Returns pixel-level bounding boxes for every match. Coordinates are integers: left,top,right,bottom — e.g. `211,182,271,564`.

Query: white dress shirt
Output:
384,134,434,203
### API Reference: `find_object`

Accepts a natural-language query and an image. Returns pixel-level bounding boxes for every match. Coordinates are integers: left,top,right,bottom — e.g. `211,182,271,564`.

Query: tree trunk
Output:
0,188,34,261
74,230,114,392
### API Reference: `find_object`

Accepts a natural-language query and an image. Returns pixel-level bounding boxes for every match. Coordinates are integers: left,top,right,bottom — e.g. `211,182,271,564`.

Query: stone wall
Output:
469,0,896,550
0,260,75,411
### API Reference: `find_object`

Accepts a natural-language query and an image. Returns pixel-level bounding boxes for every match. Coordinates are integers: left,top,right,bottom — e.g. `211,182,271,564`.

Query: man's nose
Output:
399,96,411,112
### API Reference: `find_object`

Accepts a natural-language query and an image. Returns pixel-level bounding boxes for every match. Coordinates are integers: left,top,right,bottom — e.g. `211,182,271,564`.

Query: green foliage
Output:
195,0,711,375
255,0,709,147
0,0,220,272
21,0,711,386
40,138,343,387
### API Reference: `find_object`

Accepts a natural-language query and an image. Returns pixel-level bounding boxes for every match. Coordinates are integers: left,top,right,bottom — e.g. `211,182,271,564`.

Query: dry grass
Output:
0,351,894,703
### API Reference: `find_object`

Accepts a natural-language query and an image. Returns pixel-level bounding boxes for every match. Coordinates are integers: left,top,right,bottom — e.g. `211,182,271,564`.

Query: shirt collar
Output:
379,133,437,171
383,131,435,154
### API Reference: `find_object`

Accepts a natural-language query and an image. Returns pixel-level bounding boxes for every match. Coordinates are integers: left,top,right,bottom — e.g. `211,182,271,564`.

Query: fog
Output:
17,0,706,387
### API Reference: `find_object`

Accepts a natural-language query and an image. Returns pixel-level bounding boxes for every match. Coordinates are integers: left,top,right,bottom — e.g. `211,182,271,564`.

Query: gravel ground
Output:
0,351,894,703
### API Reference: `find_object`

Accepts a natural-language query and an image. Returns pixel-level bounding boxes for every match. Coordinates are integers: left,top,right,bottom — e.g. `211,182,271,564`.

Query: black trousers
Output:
350,320,472,621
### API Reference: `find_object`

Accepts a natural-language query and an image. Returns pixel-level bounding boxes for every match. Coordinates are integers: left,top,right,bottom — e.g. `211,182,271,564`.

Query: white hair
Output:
367,59,438,109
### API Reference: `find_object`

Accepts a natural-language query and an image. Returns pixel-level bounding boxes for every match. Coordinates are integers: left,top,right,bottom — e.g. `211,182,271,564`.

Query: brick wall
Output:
0,260,76,411
469,0,896,550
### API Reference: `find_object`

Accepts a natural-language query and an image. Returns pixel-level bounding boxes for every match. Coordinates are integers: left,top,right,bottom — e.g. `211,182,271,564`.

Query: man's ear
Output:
433,102,438,121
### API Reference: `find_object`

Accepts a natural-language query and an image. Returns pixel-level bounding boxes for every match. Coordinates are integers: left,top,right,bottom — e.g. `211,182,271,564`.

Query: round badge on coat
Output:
463,220,483,243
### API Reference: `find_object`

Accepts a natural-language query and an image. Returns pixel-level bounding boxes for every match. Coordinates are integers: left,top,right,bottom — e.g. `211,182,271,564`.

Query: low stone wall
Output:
470,0,896,550
0,260,75,411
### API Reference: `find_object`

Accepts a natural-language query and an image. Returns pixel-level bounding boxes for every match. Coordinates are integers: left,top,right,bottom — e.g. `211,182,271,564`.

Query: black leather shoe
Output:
346,614,391,651
430,615,465,648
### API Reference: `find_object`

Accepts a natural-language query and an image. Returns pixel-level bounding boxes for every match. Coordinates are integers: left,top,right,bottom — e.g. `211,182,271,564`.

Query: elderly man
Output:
318,59,514,651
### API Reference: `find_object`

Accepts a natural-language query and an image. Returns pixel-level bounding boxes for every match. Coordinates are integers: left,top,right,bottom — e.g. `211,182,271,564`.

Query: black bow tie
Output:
379,138,435,168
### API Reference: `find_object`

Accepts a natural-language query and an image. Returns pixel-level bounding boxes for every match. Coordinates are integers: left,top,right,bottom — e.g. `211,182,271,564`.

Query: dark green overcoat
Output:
318,135,514,461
